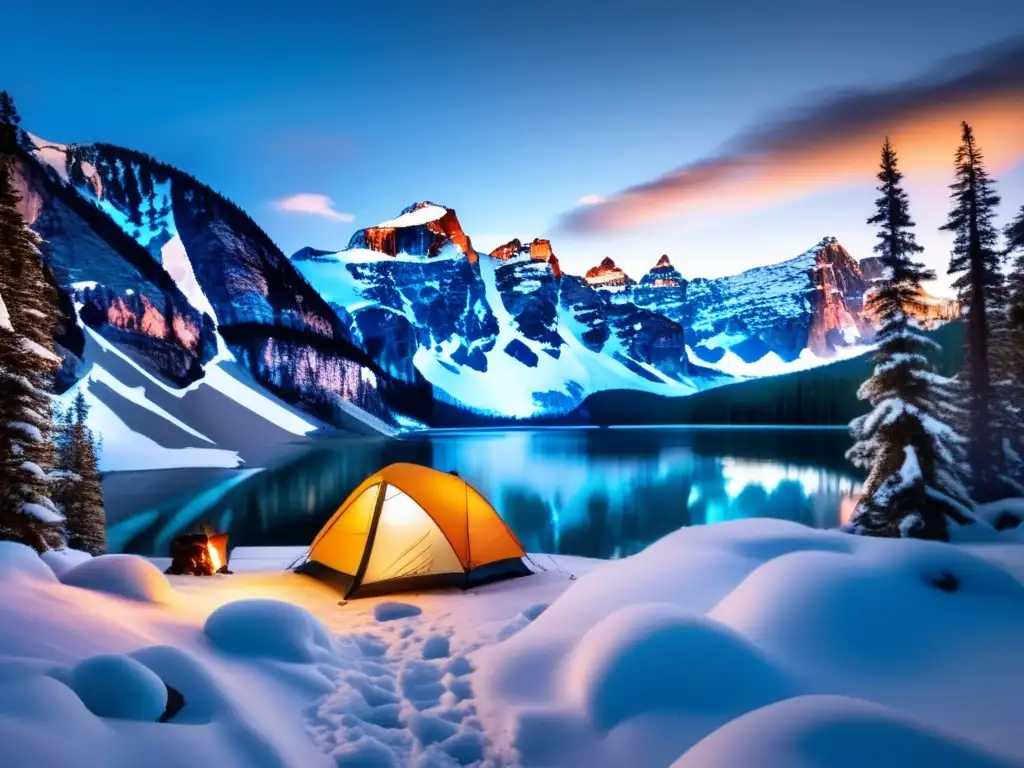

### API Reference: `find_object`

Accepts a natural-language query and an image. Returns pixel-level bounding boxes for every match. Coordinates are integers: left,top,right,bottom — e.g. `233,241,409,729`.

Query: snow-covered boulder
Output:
671,695,1014,768
69,654,168,722
0,541,59,583
40,548,93,577
60,554,174,603
204,599,336,663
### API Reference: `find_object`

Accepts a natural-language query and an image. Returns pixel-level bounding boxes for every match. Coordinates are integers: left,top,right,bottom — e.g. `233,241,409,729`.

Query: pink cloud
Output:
273,193,354,223
558,38,1024,235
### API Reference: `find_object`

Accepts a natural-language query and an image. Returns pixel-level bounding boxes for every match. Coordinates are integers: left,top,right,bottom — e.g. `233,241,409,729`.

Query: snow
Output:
40,548,93,577
21,338,62,363
69,654,168,721
21,501,64,524
205,599,337,663
60,555,175,603
84,362,217,444
670,694,1013,768
64,374,241,472
0,290,10,331
5,517,1023,767
373,602,423,622
376,204,448,229
0,541,59,583
693,342,871,379
160,234,218,322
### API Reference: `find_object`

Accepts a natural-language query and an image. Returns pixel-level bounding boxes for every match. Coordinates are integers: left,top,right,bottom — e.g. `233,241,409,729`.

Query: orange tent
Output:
294,463,532,598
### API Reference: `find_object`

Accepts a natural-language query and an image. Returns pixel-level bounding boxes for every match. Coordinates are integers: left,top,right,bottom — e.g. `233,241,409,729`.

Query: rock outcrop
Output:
348,202,477,261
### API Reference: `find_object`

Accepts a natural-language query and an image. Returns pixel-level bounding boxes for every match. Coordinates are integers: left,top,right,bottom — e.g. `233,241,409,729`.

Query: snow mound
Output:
204,599,336,663
373,602,423,622
60,555,174,603
566,604,796,731
473,519,1024,767
671,694,1015,768
128,645,224,724
40,548,93,577
0,542,58,583
710,541,1024,673
69,654,168,722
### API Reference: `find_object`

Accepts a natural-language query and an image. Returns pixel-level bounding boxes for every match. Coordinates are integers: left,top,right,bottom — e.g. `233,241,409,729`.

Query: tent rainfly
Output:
293,463,532,599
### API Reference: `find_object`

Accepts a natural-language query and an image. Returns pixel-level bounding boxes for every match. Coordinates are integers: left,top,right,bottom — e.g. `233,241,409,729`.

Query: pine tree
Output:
847,138,972,540
0,156,64,550
122,162,143,227
999,205,1024,489
0,91,27,151
940,122,1009,501
54,390,106,555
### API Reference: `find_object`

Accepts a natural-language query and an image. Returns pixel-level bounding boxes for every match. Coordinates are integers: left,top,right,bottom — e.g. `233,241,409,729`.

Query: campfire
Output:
164,529,232,576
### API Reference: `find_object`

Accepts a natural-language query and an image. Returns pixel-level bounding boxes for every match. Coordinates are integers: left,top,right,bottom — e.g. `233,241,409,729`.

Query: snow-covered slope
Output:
17,133,400,439
2,517,1022,767
58,326,336,471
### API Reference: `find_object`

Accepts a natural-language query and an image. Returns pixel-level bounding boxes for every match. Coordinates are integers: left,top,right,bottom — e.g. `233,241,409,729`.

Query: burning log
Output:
165,532,232,576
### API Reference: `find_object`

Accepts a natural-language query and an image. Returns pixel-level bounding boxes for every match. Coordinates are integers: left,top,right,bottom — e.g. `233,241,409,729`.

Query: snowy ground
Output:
2,519,1023,767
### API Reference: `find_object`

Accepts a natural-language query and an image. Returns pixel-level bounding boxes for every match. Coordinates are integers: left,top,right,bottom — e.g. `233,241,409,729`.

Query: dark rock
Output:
158,684,185,723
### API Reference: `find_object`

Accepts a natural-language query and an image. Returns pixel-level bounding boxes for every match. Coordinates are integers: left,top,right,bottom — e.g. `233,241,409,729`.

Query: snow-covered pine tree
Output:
0,112,65,551
847,138,973,540
54,390,106,555
939,122,1010,502
998,205,1024,491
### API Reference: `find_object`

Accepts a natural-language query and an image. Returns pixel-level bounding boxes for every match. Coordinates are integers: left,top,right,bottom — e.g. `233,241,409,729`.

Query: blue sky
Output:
2,0,1022,291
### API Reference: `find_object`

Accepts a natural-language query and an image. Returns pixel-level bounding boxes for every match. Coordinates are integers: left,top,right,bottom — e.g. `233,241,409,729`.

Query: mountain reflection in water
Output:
114,428,861,560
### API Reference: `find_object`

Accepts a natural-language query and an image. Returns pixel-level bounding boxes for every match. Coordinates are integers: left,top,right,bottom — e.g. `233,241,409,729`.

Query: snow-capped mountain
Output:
13,123,959,432
292,202,892,419
12,133,408,454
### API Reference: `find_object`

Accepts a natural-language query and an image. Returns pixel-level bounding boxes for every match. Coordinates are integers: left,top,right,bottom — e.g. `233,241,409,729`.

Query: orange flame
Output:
207,541,222,572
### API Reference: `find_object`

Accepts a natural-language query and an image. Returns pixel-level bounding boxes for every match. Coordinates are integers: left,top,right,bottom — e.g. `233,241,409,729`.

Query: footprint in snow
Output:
373,602,422,622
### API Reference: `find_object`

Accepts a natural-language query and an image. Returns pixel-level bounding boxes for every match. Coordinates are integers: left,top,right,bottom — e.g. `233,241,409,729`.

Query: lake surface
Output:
110,427,863,560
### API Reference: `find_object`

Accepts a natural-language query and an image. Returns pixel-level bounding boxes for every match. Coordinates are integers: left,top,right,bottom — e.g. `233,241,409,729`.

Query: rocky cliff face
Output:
12,148,210,386
634,254,687,324
685,237,870,366
584,257,634,290
806,237,869,356
21,136,401,426
489,240,563,357
348,201,477,261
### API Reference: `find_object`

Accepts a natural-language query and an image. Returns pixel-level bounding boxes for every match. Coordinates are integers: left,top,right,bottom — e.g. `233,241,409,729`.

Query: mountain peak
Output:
584,257,631,289
488,238,561,278
348,202,477,261
639,253,685,289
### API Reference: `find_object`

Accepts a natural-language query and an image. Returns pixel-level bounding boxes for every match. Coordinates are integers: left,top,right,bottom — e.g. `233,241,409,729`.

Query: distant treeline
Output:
573,322,965,428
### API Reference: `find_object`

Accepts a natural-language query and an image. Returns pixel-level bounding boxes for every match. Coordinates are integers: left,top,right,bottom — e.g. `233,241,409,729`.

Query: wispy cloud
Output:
273,193,354,223
558,37,1024,234
578,194,606,206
